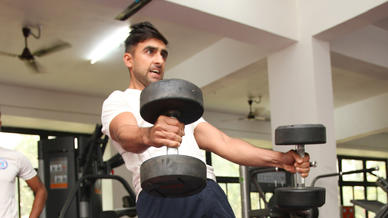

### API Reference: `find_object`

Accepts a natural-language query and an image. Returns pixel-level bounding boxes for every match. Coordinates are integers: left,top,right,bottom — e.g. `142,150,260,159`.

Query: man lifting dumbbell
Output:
101,21,311,218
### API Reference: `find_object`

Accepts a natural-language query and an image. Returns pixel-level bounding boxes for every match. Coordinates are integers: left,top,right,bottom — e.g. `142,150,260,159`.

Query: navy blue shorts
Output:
136,180,236,218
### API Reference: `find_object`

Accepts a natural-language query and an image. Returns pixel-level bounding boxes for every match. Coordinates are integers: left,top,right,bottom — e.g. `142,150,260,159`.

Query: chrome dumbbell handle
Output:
166,110,181,155
167,147,179,155
295,147,319,187
295,144,305,187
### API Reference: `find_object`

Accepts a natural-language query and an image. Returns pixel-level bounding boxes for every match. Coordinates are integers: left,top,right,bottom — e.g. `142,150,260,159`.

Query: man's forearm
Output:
114,124,152,153
29,187,47,218
218,137,285,167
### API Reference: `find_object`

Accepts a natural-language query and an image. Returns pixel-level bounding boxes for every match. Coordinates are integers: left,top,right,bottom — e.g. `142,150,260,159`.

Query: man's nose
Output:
154,53,165,64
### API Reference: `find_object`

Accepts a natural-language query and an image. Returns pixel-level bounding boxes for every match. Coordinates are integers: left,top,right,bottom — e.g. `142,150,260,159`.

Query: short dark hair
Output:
124,21,168,53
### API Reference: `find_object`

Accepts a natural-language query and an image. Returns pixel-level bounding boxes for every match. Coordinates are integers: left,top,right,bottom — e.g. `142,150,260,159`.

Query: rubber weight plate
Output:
140,155,207,197
275,124,326,145
274,186,326,210
140,79,203,125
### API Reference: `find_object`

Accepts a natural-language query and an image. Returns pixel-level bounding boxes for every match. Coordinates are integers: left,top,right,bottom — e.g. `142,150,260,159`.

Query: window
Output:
338,155,388,218
208,151,242,217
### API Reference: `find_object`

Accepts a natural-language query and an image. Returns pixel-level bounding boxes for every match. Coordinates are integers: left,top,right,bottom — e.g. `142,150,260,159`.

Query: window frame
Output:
338,155,388,218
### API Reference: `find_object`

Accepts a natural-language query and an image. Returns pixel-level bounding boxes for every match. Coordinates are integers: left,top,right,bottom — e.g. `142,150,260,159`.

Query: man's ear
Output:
123,52,133,68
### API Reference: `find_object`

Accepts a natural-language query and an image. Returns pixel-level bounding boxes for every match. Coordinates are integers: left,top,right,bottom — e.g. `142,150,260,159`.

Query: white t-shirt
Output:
101,89,216,197
0,147,37,218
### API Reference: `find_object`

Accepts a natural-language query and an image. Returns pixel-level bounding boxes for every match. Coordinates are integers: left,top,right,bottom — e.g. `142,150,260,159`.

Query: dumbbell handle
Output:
295,144,305,187
165,110,181,155
167,147,178,155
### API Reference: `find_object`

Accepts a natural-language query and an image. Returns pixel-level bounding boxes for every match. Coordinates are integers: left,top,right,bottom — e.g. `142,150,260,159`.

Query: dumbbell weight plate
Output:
275,124,326,145
140,155,207,197
274,186,326,210
140,79,204,124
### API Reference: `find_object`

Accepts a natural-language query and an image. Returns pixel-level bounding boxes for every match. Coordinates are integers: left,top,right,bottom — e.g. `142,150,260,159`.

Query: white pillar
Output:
267,37,340,217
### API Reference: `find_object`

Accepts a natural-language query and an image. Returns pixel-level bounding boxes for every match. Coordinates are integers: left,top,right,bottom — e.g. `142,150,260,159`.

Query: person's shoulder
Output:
0,146,12,152
124,88,142,96
12,149,28,159
103,90,127,104
0,146,19,155
0,147,26,160
106,89,140,99
107,90,126,98
102,89,141,110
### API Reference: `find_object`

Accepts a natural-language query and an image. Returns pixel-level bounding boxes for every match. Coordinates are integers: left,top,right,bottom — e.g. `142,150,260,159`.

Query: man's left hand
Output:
281,150,310,178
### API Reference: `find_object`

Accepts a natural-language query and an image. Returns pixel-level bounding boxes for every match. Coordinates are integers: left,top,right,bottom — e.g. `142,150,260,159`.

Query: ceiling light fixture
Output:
88,26,129,64
115,0,152,21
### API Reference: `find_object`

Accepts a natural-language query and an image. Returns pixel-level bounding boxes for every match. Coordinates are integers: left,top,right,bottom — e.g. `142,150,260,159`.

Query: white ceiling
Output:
1,0,388,153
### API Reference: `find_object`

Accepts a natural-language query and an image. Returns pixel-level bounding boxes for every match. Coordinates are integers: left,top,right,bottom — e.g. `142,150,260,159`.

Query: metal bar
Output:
239,165,250,218
38,142,47,218
311,167,378,187
17,177,21,218
295,144,305,187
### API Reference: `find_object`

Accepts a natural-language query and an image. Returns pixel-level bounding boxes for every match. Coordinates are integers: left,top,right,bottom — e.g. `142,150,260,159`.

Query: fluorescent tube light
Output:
88,26,129,64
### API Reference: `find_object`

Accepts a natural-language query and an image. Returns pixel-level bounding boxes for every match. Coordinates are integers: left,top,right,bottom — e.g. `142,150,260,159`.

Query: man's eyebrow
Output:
143,45,157,51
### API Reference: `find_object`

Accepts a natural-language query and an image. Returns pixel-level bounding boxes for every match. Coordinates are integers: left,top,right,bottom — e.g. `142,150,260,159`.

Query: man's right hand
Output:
148,115,185,148
109,112,185,153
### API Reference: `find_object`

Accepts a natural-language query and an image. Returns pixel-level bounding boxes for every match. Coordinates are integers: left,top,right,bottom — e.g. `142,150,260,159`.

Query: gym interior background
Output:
0,0,388,218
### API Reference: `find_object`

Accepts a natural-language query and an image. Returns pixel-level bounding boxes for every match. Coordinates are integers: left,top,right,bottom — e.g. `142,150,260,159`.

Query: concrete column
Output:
267,37,339,217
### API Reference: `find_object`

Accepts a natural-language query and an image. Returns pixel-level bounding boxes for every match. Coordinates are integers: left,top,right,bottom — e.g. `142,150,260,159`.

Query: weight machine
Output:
240,165,296,218
38,125,137,218
349,170,388,218
240,166,388,218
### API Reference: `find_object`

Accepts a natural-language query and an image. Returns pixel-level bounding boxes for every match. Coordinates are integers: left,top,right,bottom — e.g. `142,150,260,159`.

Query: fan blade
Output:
0,50,18,58
33,40,71,57
23,59,43,73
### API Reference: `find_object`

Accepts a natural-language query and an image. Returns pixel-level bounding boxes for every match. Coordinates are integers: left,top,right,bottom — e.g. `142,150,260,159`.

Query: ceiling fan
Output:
0,26,71,73
239,96,271,122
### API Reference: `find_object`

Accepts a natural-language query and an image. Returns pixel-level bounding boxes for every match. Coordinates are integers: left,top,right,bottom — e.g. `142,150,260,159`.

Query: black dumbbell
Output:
274,124,326,210
139,79,207,197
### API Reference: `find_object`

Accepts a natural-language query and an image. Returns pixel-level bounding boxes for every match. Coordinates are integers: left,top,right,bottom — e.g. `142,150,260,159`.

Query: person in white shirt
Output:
0,112,47,218
101,21,310,218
